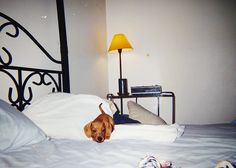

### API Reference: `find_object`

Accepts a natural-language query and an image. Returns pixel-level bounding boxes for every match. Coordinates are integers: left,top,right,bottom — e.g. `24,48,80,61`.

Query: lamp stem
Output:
118,49,122,79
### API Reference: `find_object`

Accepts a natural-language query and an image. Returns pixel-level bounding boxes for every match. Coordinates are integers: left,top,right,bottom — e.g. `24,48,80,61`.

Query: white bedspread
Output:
0,124,236,168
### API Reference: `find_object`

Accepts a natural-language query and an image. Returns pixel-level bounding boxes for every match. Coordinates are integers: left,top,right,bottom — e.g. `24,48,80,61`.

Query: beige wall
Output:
106,0,236,124
0,0,108,102
1,0,236,124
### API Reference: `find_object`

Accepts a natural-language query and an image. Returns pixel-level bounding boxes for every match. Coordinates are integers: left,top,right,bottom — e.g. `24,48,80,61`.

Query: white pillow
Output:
127,101,167,125
0,99,47,151
23,93,113,140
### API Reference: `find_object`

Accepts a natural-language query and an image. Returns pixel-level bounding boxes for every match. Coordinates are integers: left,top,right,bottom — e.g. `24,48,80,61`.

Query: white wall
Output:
1,0,236,124
106,0,236,124
0,0,108,104
65,0,108,96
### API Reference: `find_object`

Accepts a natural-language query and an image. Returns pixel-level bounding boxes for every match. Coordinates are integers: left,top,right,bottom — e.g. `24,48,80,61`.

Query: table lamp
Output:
108,33,133,95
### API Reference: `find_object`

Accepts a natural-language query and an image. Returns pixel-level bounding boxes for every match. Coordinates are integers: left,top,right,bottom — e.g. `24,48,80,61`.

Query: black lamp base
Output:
118,78,129,95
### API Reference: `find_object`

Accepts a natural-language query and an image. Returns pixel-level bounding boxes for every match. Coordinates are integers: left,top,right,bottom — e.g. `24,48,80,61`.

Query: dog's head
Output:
84,104,114,143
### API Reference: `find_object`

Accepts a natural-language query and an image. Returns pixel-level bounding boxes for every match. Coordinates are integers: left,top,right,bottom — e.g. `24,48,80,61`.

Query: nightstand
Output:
107,91,175,124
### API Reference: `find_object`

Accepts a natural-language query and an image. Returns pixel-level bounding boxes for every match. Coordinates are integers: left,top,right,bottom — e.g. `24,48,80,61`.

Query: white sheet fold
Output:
23,93,114,140
111,124,185,143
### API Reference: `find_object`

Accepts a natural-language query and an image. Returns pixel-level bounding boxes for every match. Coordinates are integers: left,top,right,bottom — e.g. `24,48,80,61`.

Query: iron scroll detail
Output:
0,12,61,64
0,12,63,111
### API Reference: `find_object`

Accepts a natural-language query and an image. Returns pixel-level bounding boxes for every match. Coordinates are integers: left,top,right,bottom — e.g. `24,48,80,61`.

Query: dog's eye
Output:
92,128,97,133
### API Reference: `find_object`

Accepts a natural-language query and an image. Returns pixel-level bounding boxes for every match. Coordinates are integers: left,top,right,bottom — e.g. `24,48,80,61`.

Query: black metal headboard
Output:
0,0,70,111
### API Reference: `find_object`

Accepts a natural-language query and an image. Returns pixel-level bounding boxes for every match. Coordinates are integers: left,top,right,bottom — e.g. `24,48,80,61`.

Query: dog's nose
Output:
97,136,104,143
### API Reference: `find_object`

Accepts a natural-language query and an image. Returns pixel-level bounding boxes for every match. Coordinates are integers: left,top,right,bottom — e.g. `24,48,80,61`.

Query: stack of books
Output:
131,85,162,95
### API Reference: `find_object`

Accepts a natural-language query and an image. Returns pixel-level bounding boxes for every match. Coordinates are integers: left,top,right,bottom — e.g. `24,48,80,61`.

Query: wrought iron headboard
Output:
0,1,70,111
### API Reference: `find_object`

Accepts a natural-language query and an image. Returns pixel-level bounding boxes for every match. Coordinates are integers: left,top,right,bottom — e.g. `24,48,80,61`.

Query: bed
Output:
1,9,236,168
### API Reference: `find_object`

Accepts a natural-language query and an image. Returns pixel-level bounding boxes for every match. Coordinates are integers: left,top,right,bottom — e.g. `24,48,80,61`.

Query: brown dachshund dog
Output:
84,103,115,143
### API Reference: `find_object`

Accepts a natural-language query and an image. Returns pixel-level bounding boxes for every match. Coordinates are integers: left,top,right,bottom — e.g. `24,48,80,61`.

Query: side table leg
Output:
172,94,175,124
120,97,123,115
157,97,160,116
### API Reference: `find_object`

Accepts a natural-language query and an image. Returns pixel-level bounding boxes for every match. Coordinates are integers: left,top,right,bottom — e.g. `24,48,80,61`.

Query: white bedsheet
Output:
111,124,184,142
0,124,236,168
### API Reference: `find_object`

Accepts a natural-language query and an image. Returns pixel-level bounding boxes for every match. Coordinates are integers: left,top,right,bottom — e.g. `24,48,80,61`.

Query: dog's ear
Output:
104,118,115,140
108,116,115,132
84,122,92,138
104,123,112,140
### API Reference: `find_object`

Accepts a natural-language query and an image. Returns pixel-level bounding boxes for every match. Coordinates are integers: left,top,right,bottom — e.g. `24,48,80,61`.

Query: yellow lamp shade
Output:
108,34,133,53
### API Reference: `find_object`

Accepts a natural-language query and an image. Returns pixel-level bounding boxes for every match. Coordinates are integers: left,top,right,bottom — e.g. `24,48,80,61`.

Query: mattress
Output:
0,124,235,168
